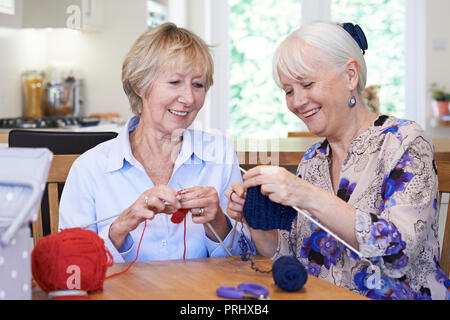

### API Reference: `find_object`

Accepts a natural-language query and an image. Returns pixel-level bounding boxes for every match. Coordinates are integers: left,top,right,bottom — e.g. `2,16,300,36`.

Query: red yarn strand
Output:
183,215,187,260
105,219,147,279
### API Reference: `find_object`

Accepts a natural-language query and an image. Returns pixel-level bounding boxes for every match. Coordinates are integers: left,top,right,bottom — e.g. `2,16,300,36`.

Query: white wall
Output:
426,0,450,138
78,0,147,118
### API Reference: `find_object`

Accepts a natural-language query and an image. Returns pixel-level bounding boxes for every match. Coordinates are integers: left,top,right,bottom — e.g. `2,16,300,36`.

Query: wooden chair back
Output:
287,131,320,138
32,154,79,245
437,161,450,276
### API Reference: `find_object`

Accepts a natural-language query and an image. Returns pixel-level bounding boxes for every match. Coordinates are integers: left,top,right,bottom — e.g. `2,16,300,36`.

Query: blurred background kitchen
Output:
0,0,450,138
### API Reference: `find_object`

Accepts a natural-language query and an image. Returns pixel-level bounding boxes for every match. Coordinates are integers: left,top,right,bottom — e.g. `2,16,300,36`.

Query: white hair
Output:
272,21,367,95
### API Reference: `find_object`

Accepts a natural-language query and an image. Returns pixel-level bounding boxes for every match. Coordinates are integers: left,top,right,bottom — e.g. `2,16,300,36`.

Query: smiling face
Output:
141,55,207,135
278,43,358,138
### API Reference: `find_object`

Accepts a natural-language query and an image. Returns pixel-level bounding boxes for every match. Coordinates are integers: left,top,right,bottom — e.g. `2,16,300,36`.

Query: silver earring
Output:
348,95,356,108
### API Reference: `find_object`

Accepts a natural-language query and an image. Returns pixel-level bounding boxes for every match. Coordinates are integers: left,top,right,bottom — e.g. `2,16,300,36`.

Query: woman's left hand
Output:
179,186,230,242
178,186,221,224
242,165,315,209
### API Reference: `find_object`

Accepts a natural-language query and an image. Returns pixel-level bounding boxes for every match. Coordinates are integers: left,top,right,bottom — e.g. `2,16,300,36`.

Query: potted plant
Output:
363,85,381,113
431,82,450,118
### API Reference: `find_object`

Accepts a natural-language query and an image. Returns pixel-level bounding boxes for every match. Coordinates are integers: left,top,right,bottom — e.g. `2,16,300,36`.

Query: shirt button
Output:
161,240,167,246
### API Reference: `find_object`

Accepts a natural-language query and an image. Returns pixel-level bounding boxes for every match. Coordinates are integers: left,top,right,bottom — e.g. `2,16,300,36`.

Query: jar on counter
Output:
22,70,45,118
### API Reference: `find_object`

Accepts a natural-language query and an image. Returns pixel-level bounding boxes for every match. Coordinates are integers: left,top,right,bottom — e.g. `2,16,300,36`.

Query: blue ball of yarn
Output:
272,256,308,292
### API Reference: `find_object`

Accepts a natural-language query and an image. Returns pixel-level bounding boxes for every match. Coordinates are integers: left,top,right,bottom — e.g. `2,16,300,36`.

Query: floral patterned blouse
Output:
273,115,450,300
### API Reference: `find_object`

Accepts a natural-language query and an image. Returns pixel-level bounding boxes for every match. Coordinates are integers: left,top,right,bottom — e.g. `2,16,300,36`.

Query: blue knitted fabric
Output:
242,186,297,231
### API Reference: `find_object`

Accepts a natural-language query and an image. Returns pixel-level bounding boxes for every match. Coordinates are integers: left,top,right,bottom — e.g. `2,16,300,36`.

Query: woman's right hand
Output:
109,185,181,250
225,181,279,258
225,181,246,222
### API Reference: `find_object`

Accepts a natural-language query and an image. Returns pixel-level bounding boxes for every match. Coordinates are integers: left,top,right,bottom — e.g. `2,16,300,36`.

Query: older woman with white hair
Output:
59,23,253,263
226,21,449,300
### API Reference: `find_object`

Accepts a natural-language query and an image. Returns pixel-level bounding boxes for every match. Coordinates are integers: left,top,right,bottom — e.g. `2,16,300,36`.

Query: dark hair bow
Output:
343,22,368,55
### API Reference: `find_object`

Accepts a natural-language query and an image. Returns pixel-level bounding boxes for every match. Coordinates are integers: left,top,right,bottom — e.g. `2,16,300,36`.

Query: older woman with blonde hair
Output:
226,21,449,300
59,23,252,262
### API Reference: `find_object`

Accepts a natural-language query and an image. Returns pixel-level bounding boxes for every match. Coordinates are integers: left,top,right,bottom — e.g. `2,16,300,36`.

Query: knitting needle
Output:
206,223,233,256
228,166,250,252
177,183,233,257
238,166,363,260
292,205,363,259
79,213,121,229
79,186,188,229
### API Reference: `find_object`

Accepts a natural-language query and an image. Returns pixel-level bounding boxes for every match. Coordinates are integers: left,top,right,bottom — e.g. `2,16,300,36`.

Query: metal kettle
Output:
44,75,83,117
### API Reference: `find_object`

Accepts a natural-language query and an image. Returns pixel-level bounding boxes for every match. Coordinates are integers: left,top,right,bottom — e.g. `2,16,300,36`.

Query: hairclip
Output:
342,22,368,55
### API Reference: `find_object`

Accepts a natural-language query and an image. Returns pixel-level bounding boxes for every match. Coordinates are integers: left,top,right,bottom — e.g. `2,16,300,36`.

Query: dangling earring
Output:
348,95,357,108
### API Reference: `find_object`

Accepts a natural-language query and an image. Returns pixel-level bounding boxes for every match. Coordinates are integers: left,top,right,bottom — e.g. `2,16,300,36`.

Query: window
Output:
0,0,14,15
147,0,168,28
229,0,303,138
228,0,408,138
331,0,405,118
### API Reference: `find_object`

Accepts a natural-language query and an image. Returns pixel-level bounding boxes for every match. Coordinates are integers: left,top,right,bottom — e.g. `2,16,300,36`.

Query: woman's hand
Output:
242,165,359,253
242,165,314,209
226,179,280,258
179,186,230,241
109,185,181,250
178,186,220,224
225,181,246,222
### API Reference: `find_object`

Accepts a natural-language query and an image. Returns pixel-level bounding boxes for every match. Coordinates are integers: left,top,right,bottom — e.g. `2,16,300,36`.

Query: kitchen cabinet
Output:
22,0,104,31
0,0,21,28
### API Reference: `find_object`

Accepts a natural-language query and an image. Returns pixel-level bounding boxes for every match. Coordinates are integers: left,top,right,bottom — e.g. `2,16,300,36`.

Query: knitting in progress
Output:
242,185,297,231
237,183,308,292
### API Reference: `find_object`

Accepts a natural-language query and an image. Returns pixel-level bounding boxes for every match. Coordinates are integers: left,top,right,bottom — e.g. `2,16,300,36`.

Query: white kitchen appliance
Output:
0,147,53,300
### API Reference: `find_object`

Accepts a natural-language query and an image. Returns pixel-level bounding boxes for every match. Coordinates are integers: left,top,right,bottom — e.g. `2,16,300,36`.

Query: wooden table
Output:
32,255,368,300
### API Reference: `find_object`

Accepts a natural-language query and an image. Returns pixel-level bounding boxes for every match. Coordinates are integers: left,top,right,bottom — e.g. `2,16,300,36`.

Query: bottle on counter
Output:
22,70,45,118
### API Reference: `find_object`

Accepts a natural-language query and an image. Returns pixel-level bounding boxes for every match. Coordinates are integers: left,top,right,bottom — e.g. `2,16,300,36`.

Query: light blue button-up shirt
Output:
59,116,253,262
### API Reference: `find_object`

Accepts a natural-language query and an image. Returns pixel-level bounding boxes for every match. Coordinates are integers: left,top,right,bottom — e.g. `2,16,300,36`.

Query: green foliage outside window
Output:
331,0,405,117
229,0,303,138
229,0,405,138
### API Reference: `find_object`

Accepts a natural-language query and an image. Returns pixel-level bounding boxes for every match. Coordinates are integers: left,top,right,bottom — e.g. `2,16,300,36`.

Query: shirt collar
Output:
105,116,138,173
105,116,217,173
177,129,218,165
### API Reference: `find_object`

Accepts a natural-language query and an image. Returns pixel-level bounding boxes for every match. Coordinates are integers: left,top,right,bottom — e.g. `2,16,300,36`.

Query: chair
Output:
8,130,118,155
31,154,79,244
8,130,118,244
437,161,450,276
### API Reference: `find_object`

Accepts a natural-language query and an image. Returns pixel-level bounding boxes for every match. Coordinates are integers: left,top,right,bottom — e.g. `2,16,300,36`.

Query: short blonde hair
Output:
273,21,367,95
122,22,214,115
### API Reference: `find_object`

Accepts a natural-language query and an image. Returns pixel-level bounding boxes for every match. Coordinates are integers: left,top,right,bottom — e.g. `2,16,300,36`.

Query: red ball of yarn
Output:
31,228,113,298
